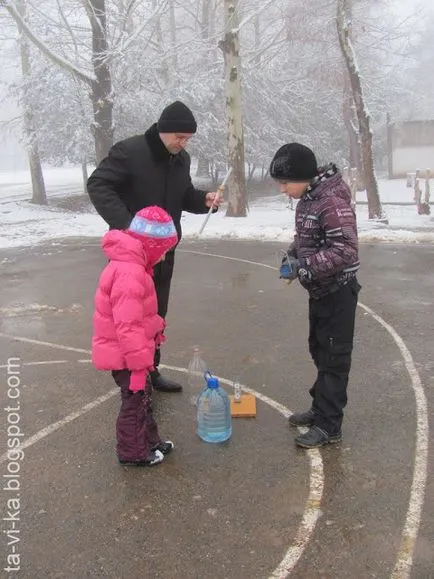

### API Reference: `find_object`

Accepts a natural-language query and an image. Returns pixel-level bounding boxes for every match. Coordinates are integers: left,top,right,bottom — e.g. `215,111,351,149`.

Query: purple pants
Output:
112,370,162,461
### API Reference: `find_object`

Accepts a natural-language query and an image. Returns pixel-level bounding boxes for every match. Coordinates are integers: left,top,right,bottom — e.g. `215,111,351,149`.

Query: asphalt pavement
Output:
0,238,433,579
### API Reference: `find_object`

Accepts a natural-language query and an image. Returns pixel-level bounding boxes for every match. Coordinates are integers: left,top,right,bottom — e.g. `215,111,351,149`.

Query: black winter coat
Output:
87,124,209,242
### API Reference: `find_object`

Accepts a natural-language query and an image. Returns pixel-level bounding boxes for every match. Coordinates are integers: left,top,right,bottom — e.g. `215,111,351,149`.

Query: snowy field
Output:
0,165,433,249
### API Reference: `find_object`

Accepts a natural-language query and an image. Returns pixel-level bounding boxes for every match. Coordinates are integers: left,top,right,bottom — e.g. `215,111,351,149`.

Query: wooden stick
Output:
197,167,232,236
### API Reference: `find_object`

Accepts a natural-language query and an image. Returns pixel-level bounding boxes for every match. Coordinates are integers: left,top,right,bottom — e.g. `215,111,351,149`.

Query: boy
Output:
270,143,361,449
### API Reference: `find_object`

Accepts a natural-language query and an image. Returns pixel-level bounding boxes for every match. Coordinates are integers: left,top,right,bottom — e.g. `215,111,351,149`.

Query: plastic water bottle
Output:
197,373,232,443
188,347,208,406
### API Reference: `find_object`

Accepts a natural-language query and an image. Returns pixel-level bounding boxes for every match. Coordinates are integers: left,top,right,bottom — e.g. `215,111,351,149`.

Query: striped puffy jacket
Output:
291,164,359,298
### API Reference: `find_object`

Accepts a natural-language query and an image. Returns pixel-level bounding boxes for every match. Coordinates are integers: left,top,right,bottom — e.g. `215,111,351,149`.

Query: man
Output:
270,143,361,449
87,100,222,392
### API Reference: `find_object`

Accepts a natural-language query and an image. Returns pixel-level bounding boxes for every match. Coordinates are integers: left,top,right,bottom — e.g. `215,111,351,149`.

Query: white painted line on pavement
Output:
0,359,68,368
0,248,427,578
358,303,429,579
0,336,324,579
0,332,89,354
180,249,276,270
165,365,324,579
180,248,429,579
0,386,118,459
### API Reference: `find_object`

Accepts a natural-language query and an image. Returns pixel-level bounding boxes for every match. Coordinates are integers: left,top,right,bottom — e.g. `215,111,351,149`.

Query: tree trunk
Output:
337,0,385,221
343,76,364,189
4,0,111,166
88,0,114,164
195,0,212,180
341,1,364,192
210,162,220,187
254,14,261,67
200,0,213,67
208,1,219,65
17,0,47,205
169,1,177,72
81,158,89,194
219,0,247,217
201,0,210,44
247,163,256,181
386,113,394,180
196,156,210,178
153,0,169,87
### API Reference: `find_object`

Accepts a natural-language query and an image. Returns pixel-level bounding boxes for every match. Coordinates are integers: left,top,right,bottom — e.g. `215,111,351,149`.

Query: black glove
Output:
280,252,300,281
280,252,312,283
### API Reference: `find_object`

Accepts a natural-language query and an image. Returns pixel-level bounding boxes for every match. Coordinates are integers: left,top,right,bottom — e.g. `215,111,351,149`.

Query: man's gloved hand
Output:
280,252,300,282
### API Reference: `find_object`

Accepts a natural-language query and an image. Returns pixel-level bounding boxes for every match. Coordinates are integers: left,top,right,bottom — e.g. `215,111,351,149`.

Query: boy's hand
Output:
280,252,300,281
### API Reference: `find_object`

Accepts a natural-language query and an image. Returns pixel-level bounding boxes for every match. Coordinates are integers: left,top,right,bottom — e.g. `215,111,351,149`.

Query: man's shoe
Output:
288,408,316,427
151,371,183,393
119,450,164,466
295,425,342,449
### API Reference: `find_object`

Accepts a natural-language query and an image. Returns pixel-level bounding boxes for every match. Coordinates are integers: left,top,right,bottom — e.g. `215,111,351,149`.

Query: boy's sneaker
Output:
295,426,342,449
288,408,316,427
151,441,174,456
119,449,164,466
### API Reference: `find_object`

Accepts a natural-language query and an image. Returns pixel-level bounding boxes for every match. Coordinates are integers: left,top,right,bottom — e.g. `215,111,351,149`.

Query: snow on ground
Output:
0,166,433,249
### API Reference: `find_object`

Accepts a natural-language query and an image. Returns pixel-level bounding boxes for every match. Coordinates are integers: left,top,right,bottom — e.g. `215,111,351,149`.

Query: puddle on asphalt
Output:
0,315,47,335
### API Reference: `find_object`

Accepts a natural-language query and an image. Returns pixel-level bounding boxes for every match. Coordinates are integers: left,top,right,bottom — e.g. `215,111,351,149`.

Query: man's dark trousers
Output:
153,251,175,368
308,279,361,434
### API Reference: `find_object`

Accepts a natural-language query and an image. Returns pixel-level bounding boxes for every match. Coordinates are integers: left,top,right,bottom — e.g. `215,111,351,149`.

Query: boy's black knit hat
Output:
157,101,197,134
270,143,318,182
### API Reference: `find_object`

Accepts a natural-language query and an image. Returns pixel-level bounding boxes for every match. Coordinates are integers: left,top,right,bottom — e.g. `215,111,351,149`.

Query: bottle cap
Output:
207,376,219,389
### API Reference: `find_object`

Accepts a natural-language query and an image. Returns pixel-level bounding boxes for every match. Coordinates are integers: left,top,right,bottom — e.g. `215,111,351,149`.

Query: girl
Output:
92,206,178,466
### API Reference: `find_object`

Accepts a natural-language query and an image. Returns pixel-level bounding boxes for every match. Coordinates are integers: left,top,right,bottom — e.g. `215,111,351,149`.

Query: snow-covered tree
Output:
2,0,169,163
337,0,384,220
219,0,247,217
1,0,430,217
16,0,46,204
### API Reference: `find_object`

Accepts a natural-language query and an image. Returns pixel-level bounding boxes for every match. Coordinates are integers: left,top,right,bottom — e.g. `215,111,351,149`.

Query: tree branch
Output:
234,0,275,33
108,0,169,63
1,0,96,84
56,0,80,59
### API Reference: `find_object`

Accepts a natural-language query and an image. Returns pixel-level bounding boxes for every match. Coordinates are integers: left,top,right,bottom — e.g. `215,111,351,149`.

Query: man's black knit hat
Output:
270,143,318,182
157,101,197,134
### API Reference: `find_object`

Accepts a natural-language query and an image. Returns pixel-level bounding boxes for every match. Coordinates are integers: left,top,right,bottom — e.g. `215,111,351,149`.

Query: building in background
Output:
387,117,434,178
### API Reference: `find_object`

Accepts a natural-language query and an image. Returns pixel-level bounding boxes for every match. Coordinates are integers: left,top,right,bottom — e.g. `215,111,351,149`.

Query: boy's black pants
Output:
308,279,361,434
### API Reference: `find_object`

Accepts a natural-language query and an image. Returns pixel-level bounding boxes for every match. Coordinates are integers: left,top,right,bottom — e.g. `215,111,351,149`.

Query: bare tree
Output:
3,0,110,163
83,0,114,164
16,0,47,204
2,0,167,164
168,0,177,72
194,0,214,178
337,0,385,220
341,0,363,187
219,0,247,217
151,0,170,87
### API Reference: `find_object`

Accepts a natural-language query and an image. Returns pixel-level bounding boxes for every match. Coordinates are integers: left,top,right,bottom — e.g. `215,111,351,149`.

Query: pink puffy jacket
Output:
92,230,166,380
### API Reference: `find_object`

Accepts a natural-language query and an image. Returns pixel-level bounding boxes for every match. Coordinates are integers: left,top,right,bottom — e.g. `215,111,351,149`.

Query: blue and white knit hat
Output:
127,206,178,263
